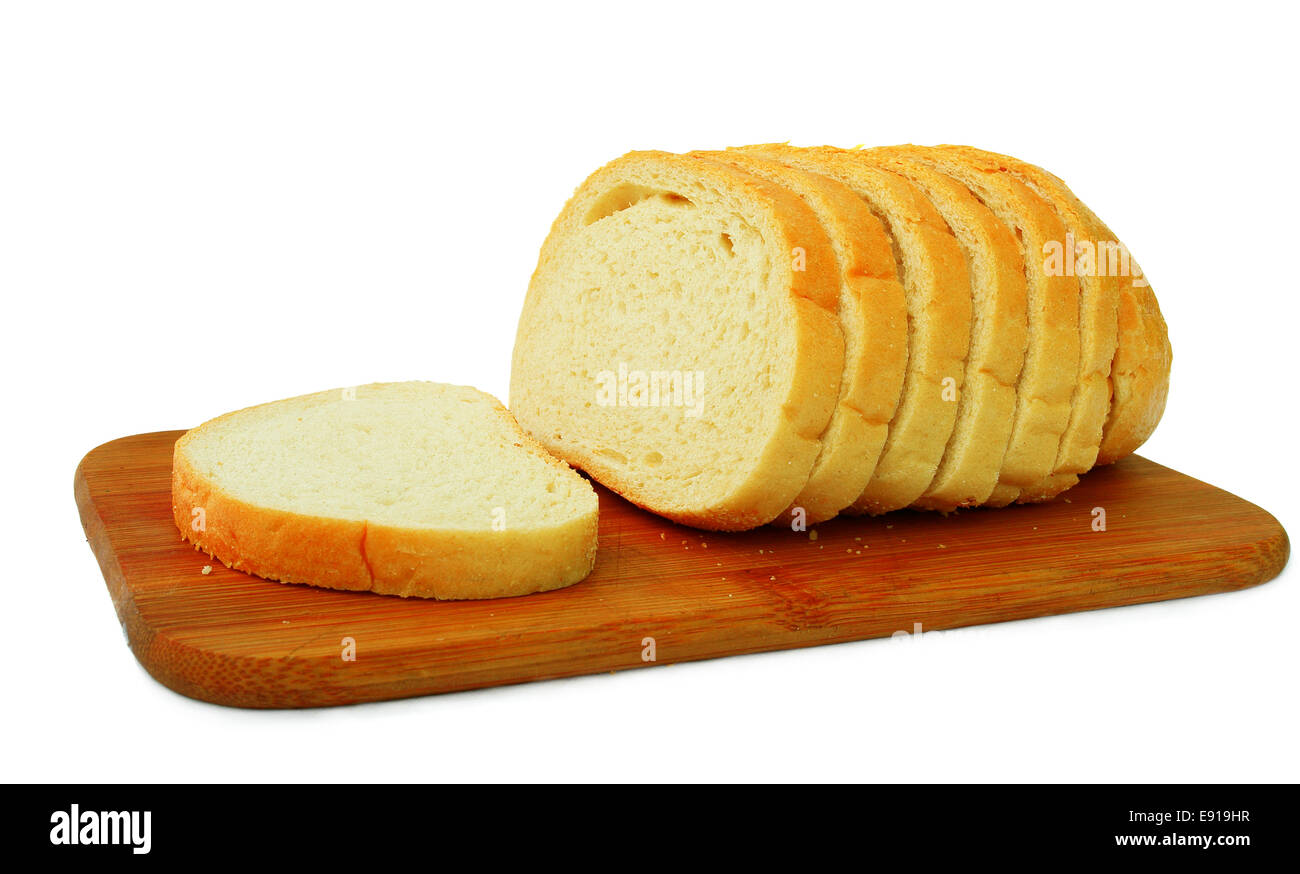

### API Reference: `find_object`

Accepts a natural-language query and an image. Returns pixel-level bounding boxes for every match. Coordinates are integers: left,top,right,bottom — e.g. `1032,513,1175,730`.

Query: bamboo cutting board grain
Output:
75,430,1289,708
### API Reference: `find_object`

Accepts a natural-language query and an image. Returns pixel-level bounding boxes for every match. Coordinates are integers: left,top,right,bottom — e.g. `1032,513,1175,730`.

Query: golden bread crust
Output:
861,149,1029,510
739,144,973,515
871,146,1082,501
934,145,1168,466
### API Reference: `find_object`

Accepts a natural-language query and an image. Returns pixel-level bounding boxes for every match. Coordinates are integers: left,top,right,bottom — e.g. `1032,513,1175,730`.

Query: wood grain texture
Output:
75,431,1289,709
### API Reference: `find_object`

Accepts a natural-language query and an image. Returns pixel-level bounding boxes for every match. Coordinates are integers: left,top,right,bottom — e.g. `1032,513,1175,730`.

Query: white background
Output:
2,1,1296,783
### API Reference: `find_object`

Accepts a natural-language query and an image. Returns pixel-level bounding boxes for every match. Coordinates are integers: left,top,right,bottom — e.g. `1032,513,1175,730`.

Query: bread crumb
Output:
201,565,212,575
854,536,861,542
938,544,946,549
809,530,818,541
769,575,775,581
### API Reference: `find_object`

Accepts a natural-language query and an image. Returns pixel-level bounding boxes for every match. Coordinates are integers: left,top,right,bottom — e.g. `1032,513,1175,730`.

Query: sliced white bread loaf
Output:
860,149,1029,511
935,145,1120,502
935,147,1170,466
172,382,599,599
690,149,908,525
872,146,1082,507
736,144,973,515
510,151,844,531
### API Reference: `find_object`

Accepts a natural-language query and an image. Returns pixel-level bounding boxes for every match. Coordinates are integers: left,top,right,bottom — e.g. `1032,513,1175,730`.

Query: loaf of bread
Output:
172,382,599,599
512,144,1170,528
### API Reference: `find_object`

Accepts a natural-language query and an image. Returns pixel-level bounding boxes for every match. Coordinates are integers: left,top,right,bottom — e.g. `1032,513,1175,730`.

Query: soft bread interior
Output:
179,382,595,530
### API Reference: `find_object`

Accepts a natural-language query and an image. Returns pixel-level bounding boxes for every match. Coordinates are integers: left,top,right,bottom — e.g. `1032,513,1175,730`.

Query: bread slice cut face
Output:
172,382,599,600
510,151,844,531
691,150,908,525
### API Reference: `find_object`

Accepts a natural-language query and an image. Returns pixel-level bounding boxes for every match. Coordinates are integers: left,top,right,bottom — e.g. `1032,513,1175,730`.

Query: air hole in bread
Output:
719,232,735,255
584,184,694,224
644,451,664,467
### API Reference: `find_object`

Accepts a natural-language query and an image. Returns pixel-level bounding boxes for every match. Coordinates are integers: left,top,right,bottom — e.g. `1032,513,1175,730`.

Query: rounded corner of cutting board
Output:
127,625,356,709
1251,509,1291,587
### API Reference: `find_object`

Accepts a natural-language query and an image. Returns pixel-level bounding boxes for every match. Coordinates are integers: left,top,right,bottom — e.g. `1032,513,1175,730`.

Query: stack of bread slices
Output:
511,144,1171,531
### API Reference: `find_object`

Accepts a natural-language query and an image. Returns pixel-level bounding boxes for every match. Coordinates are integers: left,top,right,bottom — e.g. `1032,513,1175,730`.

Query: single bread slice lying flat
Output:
172,382,599,599
690,149,908,526
510,150,844,531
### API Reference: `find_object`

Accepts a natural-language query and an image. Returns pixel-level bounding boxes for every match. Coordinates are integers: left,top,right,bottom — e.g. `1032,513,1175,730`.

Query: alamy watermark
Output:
50,804,151,854
1043,234,1149,287
596,363,705,418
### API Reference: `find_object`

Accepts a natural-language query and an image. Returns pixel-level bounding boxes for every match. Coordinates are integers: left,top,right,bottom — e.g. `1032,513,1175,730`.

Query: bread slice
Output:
1096,280,1171,465
934,149,1170,466
690,149,907,525
859,149,1029,510
510,150,844,531
935,146,1121,501
172,382,599,600
736,144,972,514
868,146,1082,506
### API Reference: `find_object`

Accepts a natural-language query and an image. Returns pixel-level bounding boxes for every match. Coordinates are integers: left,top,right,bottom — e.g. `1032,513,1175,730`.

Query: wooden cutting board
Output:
76,430,1289,708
